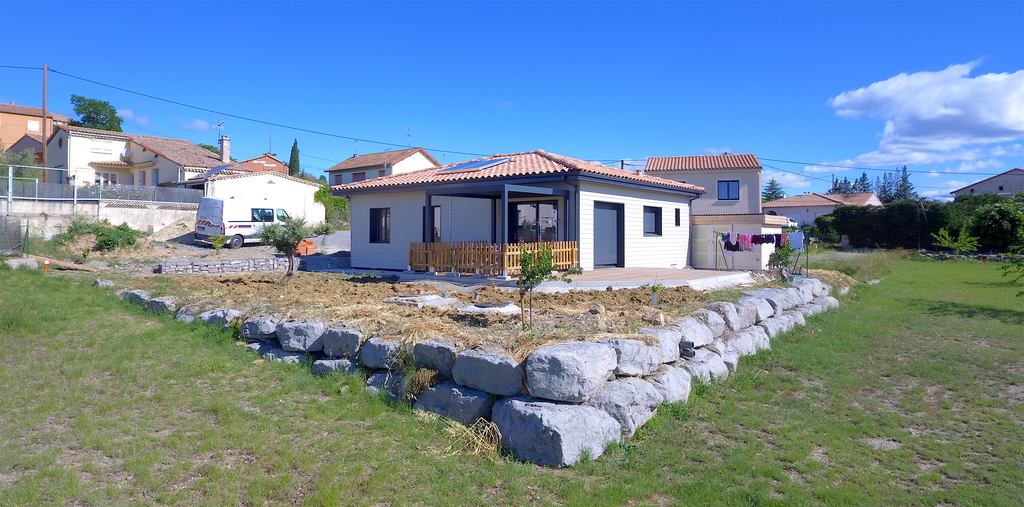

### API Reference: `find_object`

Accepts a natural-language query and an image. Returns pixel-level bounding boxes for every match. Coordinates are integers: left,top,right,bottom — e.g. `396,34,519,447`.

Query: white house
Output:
762,192,882,228
333,150,704,272
170,170,326,225
326,147,440,186
950,168,1024,198
46,125,246,187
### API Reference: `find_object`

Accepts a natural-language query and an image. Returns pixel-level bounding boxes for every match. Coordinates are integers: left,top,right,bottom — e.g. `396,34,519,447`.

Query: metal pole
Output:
42,64,49,183
7,165,12,213
73,168,78,214
34,178,39,201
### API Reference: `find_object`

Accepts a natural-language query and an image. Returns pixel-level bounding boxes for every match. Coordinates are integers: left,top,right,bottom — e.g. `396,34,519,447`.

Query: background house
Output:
0,103,69,162
950,168,1024,198
326,147,440,186
645,154,762,215
47,126,245,187
334,150,703,272
238,153,289,175
191,171,325,225
762,192,882,227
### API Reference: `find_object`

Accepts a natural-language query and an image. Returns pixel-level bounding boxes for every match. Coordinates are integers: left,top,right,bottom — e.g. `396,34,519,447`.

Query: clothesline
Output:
719,232,805,254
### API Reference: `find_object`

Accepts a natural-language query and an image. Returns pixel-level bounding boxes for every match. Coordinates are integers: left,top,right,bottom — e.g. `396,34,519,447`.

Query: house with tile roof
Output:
170,170,325,225
950,168,1024,198
645,154,763,215
762,192,881,228
326,147,440,186
46,125,249,187
238,153,290,175
333,150,705,272
0,103,70,162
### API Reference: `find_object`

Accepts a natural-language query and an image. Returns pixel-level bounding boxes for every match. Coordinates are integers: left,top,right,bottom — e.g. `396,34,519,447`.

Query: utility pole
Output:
41,63,48,183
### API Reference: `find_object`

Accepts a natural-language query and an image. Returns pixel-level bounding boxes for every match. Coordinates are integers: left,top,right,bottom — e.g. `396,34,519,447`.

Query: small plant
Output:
209,234,229,251
769,242,796,270
517,245,582,328
931,227,980,256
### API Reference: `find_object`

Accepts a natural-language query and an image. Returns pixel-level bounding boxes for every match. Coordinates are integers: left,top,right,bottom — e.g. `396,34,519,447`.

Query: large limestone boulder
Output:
199,309,242,331
671,317,715,348
312,358,359,376
637,327,682,363
690,308,727,337
360,337,405,370
145,297,177,314
452,350,524,397
241,316,280,341
277,321,326,352
711,333,756,359
743,326,771,351
707,302,747,331
680,348,729,381
649,365,691,403
816,296,840,310
175,307,197,323
322,327,364,358
757,317,787,339
784,310,806,328
797,303,824,317
412,341,458,378
124,290,150,305
365,369,404,400
492,397,621,467
413,380,494,425
789,285,813,305
736,297,774,324
795,278,827,298
525,342,616,402
596,338,662,376
586,378,664,437
742,288,799,314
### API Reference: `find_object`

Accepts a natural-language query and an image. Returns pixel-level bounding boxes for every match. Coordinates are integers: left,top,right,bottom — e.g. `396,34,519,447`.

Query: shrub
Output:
314,186,350,230
52,219,142,252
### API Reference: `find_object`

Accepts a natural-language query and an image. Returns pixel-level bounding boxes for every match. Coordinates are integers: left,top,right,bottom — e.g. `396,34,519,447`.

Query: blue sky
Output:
1,0,1021,200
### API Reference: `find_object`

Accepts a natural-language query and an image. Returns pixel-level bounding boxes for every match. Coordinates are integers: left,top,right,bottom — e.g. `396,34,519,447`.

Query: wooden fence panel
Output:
409,241,578,276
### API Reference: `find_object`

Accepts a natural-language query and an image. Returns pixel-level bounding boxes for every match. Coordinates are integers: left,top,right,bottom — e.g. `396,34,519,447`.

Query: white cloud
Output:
925,170,942,178
920,180,970,200
828,60,1024,166
178,119,212,132
117,109,151,128
946,158,1004,173
764,170,814,190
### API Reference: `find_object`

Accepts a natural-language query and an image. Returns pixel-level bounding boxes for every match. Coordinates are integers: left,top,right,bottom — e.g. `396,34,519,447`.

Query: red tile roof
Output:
326,147,440,172
646,154,761,171
333,150,705,193
57,125,238,169
762,192,879,207
0,103,71,122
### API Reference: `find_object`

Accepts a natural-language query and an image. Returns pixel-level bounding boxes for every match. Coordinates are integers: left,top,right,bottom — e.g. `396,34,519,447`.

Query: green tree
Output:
257,216,312,284
853,172,872,192
971,199,1024,251
314,185,350,231
289,139,300,177
762,178,785,202
0,141,39,179
196,143,237,162
828,177,855,194
875,166,918,203
68,95,122,132
316,174,327,185
930,227,980,255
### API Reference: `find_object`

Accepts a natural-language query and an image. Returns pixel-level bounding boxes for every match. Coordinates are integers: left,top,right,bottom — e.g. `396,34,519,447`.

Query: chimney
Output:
218,135,230,163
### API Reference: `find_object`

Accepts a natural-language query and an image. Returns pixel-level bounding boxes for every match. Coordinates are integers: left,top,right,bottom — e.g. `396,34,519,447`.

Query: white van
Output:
194,197,290,248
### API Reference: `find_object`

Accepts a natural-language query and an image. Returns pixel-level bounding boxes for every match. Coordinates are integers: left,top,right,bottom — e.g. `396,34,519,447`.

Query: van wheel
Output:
229,235,244,249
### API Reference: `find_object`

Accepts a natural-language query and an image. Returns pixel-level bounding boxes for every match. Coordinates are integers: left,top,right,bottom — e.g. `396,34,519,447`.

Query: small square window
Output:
370,208,391,243
643,206,662,237
718,180,739,200
378,170,386,178
334,174,344,185
352,172,366,182
27,120,40,131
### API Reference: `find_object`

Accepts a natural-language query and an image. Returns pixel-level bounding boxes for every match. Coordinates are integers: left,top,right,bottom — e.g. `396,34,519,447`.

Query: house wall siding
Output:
762,204,837,228
350,190,426,270
207,175,325,225
578,182,692,271
431,196,493,242
951,171,1024,197
652,169,760,215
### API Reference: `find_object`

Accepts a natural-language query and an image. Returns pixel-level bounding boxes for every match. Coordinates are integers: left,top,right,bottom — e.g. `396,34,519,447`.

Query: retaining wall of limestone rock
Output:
156,258,290,275
108,277,839,467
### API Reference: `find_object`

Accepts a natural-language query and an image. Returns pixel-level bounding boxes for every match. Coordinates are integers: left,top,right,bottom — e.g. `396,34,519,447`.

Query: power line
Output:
760,156,1007,177
11,65,490,158
761,163,833,184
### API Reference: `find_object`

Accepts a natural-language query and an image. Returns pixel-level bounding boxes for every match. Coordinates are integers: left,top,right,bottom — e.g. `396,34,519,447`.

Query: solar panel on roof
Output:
440,158,510,172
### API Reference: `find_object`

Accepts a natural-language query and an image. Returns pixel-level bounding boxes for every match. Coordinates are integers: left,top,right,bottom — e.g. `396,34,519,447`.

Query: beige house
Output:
326,147,440,186
0,103,70,163
47,125,246,187
950,168,1024,198
762,192,882,228
645,154,762,215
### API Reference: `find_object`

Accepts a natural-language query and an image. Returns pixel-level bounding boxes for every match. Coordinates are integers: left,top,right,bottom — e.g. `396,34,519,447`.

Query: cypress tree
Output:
289,139,300,177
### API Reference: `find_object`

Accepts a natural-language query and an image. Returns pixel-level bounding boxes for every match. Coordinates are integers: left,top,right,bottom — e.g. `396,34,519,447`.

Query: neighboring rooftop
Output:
334,150,706,193
646,153,761,171
762,192,879,207
949,168,1024,194
0,103,71,122
57,124,236,169
326,147,440,172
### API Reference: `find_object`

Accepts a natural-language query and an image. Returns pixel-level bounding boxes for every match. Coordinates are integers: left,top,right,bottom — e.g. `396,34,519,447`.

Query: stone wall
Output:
919,252,1023,262
156,258,290,275
108,277,840,468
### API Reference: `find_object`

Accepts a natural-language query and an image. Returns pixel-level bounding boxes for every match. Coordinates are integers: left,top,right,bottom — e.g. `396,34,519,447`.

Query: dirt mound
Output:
150,217,196,242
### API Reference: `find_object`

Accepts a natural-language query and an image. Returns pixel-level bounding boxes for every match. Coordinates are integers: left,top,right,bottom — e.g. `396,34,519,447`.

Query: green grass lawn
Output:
1,258,1021,506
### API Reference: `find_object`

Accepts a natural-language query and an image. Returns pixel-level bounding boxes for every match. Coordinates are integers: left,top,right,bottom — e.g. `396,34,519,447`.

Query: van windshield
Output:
276,209,290,221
